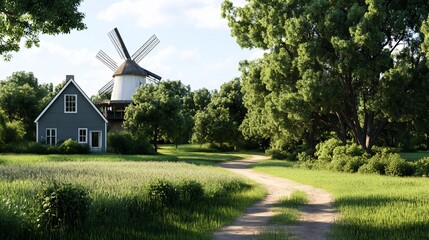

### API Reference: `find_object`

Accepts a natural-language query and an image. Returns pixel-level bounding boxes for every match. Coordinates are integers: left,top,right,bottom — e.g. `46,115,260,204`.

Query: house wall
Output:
36,83,107,152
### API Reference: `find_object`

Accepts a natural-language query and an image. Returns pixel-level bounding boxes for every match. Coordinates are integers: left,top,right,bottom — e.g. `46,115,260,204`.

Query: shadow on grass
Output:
330,220,429,240
330,195,429,239
250,160,296,169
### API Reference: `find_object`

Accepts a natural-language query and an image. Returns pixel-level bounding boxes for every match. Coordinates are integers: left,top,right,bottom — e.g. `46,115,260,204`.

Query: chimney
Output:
66,75,74,81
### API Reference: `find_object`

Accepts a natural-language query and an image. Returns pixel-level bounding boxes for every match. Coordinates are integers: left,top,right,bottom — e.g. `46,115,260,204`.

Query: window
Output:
64,94,77,113
78,128,87,143
46,128,57,145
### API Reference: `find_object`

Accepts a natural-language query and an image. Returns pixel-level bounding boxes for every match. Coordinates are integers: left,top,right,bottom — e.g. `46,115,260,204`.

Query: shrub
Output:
384,154,414,177
58,139,89,154
108,131,154,154
315,138,343,162
147,179,178,208
107,131,133,154
178,180,204,203
414,157,429,177
343,156,366,173
36,181,90,230
358,155,386,175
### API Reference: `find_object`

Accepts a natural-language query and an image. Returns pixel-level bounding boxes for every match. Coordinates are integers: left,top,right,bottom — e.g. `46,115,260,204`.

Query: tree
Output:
0,71,52,140
0,0,86,60
123,81,182,153
192,79,247,149
222,0,429,153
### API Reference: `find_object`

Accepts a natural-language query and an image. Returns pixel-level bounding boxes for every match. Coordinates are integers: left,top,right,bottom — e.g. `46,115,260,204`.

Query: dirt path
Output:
213,155,338,240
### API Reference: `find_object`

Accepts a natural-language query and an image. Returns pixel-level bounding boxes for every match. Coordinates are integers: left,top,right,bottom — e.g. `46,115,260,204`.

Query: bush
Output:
359,155,387,175
108,131,154,154
178,180,204,203
107,131,133,154
315,138,343,162
414,157,429,177
58,139,89,154
36,181,90,230
147,179,178,208
384,154,414,177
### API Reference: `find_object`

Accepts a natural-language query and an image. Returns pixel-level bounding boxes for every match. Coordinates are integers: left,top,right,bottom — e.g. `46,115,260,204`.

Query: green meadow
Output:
0,149,265,240
253,160,429,240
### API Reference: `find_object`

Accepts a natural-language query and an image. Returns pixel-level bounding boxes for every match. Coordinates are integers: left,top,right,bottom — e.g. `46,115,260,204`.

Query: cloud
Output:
98,0,232,29
185,4,227,29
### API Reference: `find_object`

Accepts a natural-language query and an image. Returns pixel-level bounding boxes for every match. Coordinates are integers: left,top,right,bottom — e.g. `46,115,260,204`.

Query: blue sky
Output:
1,0,262,97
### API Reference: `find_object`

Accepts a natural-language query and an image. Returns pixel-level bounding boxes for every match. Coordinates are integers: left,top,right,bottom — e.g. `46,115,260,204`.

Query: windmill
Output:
95,28,161,129
96,27,161,101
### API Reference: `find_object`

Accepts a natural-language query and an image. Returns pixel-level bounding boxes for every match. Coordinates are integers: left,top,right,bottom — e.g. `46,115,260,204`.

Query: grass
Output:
256,227,298,240
400,151,429,161
271,191,308,224
0,150,266,240
253,160,429,240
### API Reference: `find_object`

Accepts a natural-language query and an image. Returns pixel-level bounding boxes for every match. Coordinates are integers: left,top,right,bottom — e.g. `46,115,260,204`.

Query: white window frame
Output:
64,94,77,113
46,128,57,146
78,128,88,143
89,131,102,150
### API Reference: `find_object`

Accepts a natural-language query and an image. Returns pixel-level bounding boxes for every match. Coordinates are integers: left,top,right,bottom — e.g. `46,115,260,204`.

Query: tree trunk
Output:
153,128,158,153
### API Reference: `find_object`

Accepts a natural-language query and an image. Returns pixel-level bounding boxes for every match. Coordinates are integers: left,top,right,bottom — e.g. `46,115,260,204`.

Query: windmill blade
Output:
96,50,118,72
108,28,131,60
98,79,114,95
132,34,160,64
146,75,161,84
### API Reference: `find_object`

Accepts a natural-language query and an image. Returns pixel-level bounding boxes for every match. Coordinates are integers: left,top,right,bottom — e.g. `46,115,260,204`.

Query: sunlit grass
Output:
253,160,429,240
256,227,298,240
0,153,266,239
271,191,308,225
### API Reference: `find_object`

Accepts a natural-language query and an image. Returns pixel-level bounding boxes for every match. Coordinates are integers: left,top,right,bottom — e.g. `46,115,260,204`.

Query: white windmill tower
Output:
95,28,161,129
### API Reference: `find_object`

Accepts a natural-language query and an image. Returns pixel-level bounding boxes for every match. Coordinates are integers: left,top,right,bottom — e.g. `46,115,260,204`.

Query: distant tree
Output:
0,71,52,140
0,0,86,60
222,0,429,153
123,82,182,153
192,79,247,149
192,88,212,113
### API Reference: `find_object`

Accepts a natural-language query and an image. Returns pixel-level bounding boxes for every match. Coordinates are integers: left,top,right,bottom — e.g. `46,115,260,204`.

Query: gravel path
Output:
213,155,338,240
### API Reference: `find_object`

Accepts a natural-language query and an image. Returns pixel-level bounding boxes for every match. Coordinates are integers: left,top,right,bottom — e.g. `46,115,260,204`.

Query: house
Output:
34,75,108,152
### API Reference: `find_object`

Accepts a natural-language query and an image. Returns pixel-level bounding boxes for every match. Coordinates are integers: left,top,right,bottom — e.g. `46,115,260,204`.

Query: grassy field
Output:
253,160,429,240
399,151,429,161
0,149,265,240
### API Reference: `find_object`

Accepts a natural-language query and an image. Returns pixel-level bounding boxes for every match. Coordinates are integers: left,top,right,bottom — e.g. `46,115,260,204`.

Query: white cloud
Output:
185,4,227,29
98,0,231,29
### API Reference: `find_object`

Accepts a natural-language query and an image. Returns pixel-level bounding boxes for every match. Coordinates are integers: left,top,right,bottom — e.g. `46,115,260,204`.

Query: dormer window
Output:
65,94,77,113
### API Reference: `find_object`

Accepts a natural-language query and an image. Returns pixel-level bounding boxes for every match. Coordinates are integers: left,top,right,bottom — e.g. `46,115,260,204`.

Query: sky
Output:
0,0,263,97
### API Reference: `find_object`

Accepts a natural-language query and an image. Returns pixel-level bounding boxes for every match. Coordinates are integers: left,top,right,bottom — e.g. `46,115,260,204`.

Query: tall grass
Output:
253,160,429,240
0,160,265,239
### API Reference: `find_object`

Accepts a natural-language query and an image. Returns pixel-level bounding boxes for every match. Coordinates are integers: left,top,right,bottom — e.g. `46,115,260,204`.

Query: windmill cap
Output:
113,60,149,77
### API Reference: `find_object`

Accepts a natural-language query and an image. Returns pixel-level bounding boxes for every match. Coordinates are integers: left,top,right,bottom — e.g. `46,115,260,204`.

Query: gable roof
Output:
34,78,108,123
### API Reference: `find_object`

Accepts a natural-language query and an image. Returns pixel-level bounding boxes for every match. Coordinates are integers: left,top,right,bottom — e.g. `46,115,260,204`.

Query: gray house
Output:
34,76,108,152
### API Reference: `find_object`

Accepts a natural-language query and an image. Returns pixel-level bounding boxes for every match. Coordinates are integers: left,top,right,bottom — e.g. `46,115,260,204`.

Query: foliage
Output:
0,0,86,60
107,131,154,155
0,72,52,141
58,139,89,154
178,180,204,203
36,181,90,230
147,179,179,208
124,81,183,153
222,0,429,153
192,78,247,149
413,157,429,177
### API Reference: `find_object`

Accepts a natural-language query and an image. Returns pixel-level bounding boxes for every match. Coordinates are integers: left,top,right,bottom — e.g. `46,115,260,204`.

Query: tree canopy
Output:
0,0,86,60
222,0,429,153
123,81,183,153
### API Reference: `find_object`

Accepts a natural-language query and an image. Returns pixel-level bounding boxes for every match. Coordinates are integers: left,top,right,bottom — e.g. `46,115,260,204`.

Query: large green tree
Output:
0,0,86,60
192,78,247,149
0,71,52,140
222,0,429,153
123,81,182,153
